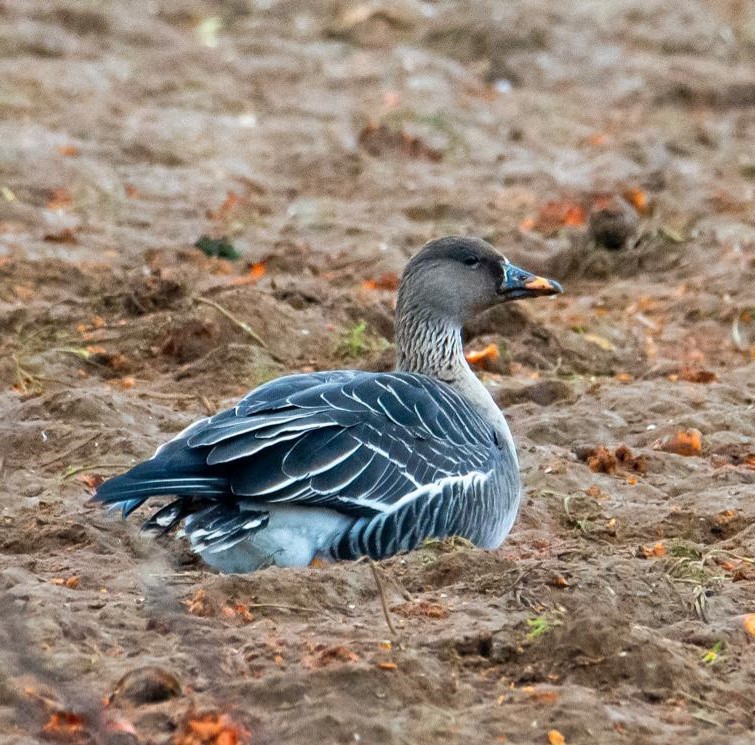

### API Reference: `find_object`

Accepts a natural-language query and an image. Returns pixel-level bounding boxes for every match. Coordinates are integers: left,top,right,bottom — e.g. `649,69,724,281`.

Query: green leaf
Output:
194,235,240,260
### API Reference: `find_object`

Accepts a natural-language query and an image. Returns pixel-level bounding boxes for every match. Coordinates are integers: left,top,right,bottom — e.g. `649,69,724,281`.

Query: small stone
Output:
588,196,639,250
524,380,574,406
108,666,182,706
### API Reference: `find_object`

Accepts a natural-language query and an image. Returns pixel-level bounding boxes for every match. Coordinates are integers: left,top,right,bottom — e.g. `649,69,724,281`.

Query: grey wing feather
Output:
218,373,496,514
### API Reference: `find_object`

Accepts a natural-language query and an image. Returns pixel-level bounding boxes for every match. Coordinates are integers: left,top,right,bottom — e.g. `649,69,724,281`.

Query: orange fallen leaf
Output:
678,367,717,383
57,144,80,157
359,122,443,161
638,542,667,559
76,473,105,491
124,183,140,199
248,262,266,280
175,710,250,745
361,272,400,292
586,132,606,147
377,661,397,670
374,272,400,290
217,732,241,745
615,445,647,473
547,729,566,745
521,686,560,704
586,446,617,474
108,376,136,391
652,428,703,456
233,604,255,622
188,719,223,739
208,190,240,220
623,187,649,214
186,588,215,617
42,711,86,738
46,187,73,210
44,227,78,244
712,509,737,526
742,614,755,638
391,600,449,619
90,350,132,372
465,343,500,367
317,646,359,665
526,200,586,234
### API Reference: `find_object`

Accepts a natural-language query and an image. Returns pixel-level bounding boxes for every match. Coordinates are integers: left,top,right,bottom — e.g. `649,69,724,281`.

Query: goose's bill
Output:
497,262,563,301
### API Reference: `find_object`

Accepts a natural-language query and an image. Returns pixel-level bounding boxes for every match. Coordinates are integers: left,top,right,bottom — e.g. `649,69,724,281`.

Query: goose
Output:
93,236,563,572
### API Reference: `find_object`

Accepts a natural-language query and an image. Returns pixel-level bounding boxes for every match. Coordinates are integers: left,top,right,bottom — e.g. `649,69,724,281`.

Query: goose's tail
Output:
92,438,229,521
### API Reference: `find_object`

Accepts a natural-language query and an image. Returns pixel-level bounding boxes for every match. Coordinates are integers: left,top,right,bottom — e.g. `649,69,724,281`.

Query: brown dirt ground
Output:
1,1,755,743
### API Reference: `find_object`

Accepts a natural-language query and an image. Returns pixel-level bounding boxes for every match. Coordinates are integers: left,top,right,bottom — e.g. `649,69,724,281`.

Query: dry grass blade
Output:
369,559,398,637
61,463,124,481
193,295,268,349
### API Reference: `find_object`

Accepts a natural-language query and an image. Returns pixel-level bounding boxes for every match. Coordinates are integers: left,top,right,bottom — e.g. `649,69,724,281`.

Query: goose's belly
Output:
196,505,354,573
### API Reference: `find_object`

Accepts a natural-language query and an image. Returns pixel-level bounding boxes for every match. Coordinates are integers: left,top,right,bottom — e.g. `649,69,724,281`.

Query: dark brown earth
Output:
1,1,755,744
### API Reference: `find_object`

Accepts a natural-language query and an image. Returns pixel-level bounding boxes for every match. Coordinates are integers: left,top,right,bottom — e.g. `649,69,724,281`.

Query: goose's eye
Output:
463,256,480,268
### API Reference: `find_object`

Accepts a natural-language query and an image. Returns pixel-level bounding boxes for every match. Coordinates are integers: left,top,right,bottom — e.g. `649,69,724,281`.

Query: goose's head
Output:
397,236,563,325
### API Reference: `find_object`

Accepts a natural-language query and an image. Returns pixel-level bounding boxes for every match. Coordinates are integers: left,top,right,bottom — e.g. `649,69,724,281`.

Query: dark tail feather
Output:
93,458,229,517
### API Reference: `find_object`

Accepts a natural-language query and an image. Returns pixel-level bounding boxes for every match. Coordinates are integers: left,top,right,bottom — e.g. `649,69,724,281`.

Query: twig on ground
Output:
246,603,319,614
61,463,124,481
193,295,268,349
389,574,413,602
135,390,195,400
683,691,729,716
38,432,100,469
691,712,721,727
197,394,215,416
369,559,398,637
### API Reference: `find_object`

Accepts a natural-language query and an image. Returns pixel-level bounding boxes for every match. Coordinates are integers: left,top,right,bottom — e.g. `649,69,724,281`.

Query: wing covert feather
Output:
183,371,497,516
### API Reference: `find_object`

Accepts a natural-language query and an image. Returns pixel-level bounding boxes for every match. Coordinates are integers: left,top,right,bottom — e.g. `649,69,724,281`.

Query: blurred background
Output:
1,2,754,744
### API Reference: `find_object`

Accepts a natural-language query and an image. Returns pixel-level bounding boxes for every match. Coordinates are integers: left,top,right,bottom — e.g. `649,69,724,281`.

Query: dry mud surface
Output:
1,1,755,743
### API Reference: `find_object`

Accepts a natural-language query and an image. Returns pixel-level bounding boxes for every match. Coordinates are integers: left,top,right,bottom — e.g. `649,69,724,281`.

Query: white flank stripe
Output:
339,469,492,515
386,470,493,513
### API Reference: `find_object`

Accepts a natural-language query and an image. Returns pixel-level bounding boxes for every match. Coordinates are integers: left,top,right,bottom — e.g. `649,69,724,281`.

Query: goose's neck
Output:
395,308,506,434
